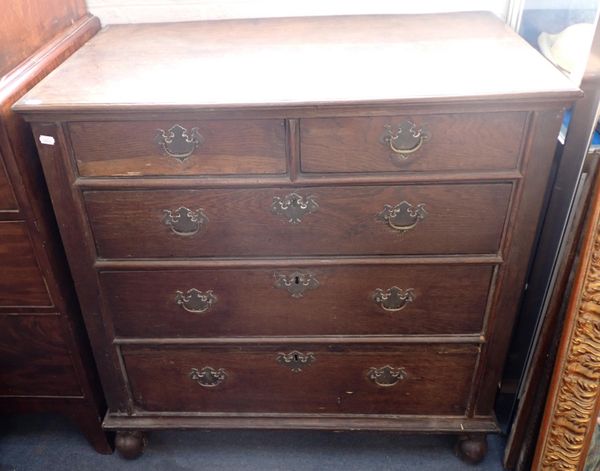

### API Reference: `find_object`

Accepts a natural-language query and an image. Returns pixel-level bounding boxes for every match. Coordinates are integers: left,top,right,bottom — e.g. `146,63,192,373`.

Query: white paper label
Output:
39,135,55,146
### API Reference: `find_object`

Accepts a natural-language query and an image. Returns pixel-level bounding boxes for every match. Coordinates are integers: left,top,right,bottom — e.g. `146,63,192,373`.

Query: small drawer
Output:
0,222,51,307
85,183,512,258
68,119,287,177
0,316,81,397
102,263,494,337
300,112,527,174
122,344,478,414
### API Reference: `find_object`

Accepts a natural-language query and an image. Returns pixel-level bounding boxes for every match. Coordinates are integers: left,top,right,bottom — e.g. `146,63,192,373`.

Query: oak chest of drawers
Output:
14,12,580,462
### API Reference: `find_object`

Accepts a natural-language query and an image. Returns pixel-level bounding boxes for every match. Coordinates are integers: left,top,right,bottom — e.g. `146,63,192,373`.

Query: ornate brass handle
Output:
376,201,427,233
163,207,208,236
175,289,217,313
380,121,430,161
274,272,319,298
277,351,315,372
373,287,415,312
155,124,203,161
272,193,318,223
366,366,407,387
189,367,226,387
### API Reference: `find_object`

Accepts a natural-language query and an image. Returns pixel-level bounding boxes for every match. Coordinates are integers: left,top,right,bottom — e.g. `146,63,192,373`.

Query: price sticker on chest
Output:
39,135,55,146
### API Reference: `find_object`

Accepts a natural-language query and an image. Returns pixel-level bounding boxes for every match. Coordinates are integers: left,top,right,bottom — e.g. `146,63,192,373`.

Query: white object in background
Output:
506,0,525,31
538,23,595,83
86,0,509,25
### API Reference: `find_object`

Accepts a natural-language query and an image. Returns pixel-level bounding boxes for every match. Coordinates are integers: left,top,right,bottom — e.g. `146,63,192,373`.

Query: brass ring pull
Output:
388,134,426,155
380,121,430,162
189,367,226,387
376,201,427,233
388,217,420,232
366,366,407,387
175,288,217,313
373,287,415,312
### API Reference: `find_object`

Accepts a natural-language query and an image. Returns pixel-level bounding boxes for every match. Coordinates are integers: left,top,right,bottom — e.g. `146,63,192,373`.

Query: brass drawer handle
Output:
376,201,427,232
380,121,430,161
366,366,407,387
272,192,318,223
274,272,319,298
277,350,315,372
189,367,226,387
175,288,217,313
163,207,208,236
155,124,203,161
373,287,415,312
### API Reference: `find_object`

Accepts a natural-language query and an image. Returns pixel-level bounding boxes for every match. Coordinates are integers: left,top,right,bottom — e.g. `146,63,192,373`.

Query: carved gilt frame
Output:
533,173,600,470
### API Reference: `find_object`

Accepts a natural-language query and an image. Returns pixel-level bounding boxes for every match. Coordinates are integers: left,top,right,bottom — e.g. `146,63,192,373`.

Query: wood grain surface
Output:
101,263,494,337
301,112,527,173
0,222,51,306
0,156,18,211
69,119,286,177
0,315,82,396
122,343,478,414
13,13,579,112
84,183,512,258
0,0,86,77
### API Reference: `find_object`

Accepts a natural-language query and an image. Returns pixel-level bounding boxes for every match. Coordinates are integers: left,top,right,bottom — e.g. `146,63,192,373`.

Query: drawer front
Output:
0,158,18,211
122,344,478,414
69,119,287,177
0,316,81,396
300,112,527,173
85,183,512,258
0,222,51,306
102,264,494,337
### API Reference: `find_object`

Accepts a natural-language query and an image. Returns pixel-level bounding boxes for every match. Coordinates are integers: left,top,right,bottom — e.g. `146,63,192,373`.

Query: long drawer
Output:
122,344,478,414
85,183,512,258
102,264,494,337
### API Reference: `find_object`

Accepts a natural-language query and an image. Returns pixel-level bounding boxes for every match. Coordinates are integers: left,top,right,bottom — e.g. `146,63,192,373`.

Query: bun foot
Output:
115,431,147,459
454,433,487,465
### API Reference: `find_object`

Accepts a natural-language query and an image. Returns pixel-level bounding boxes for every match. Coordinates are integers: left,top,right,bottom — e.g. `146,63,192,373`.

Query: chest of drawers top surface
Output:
14,12,578,113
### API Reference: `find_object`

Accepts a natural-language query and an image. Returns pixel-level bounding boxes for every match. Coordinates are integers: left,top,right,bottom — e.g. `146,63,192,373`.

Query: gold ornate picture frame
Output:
533,174,600,470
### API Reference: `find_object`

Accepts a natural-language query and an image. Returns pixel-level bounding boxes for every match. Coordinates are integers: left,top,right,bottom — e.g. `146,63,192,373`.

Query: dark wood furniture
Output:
14,13,579,462
0,1,110,453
